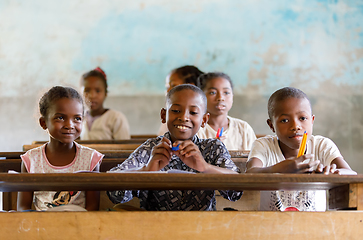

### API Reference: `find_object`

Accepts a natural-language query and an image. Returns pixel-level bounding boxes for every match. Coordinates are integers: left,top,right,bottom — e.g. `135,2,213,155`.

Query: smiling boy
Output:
107,84,242,211
246,87,355,211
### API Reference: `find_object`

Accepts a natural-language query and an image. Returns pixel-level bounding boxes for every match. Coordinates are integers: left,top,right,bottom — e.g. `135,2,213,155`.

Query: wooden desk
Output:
0,172,358,191
1,172,363,210
2,211,363,240
1,173,363,240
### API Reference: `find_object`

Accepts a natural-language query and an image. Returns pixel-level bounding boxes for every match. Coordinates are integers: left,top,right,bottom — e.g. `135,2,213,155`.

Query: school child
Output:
17,86,104,211
246,87,356,211
80,67,130,140
108,84,242,211
197,72,256,151
158,65,204,136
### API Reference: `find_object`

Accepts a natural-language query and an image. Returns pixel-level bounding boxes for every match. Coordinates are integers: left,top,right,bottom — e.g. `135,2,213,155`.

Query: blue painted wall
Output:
0,0,363,172
1,0,362,96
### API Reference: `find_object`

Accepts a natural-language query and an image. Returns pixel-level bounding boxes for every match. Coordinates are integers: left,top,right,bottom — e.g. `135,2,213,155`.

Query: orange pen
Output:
297,131,307,158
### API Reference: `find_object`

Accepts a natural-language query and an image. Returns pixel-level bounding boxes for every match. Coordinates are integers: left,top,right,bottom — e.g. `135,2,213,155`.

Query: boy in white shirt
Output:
246,87,356,211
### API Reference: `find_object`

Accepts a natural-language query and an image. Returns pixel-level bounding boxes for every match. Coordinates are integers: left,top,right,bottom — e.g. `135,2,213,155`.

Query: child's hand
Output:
144,137,172,171
272,154,320,173
314,163,340,175
172,140,209,172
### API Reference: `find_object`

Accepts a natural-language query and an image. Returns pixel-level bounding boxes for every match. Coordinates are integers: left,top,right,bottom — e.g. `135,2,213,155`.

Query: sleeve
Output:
243,122,257,150
204,139,243,201
90,150,104,171
106,138,157,204
20,152,31,173
112,111,131,140
316,137,343,166
247,138,269,167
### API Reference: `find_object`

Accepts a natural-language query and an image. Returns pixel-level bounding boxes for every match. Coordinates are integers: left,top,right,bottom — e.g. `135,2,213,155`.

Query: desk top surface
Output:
1,172,362,192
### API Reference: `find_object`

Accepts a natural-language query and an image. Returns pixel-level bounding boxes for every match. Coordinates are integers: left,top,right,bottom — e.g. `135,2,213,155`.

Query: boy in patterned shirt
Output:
107,84,242,210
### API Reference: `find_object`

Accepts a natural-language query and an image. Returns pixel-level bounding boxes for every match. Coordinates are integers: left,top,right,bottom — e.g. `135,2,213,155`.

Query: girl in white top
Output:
197,72,256,151
158,65,204,136
246,87,356,211
18,86,104,211
81,67,130,140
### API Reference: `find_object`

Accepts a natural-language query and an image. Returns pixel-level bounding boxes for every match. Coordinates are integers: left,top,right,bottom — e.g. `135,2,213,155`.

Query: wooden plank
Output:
0,173,362,192
0,155,247,173
32,139,147,144
1,211,362,240
23,143,141,151
131,134,157,139
11,149,248,158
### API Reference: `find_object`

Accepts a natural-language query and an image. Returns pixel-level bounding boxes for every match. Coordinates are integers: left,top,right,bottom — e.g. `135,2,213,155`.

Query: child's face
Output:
267,97,315,154
203,77,233,116
40,98,83,144
165,72,185,93
161,89,209,142
83,76,107,111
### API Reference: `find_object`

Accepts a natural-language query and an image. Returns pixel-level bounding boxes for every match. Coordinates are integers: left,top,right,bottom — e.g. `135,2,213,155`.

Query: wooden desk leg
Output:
357,183,363,210
329,184,359,210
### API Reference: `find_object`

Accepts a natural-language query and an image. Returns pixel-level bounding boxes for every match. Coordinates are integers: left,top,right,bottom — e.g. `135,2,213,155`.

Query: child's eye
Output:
171,109,180,113
56,116,64,120
300,116,307,121
209,91,216,95
280,119,288,123
190,111,198,115
224,91,231,95
75,117,82,121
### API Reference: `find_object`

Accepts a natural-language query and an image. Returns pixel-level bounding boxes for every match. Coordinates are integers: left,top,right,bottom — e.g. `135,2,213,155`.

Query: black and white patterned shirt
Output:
107,133,242,211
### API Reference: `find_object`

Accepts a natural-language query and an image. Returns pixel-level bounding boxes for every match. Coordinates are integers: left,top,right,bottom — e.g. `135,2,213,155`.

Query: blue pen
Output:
219,127,224,137
171,144,180,151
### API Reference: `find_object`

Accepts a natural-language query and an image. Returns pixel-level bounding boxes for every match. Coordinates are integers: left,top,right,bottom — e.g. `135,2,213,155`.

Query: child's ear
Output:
39,117,47,130
160,108,167,123
267,119,275,133
312,115,315,124
201,113,210,128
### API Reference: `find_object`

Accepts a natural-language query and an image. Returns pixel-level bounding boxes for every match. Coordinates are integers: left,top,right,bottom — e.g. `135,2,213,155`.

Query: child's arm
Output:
85,163,101,211
174,140,238,174
315,156,357,175
17,162,33,211
246,154,319,173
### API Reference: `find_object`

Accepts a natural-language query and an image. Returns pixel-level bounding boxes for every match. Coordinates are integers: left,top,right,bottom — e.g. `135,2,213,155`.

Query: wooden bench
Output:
31,139,148,145
23,143,142,151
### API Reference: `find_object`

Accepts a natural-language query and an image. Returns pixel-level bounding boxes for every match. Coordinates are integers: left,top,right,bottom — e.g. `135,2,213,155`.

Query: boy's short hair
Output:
166,84,207,113
268,87,311,119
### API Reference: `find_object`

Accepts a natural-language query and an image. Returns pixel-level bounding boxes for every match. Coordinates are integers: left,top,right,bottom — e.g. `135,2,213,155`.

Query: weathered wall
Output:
0,0,362,172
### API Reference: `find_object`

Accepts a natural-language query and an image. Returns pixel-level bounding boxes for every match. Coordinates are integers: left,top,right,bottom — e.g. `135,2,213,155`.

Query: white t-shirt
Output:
157,123,168,136
81,109,130,140
197,116,256,151
21,142,104,211
248,135,343,211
